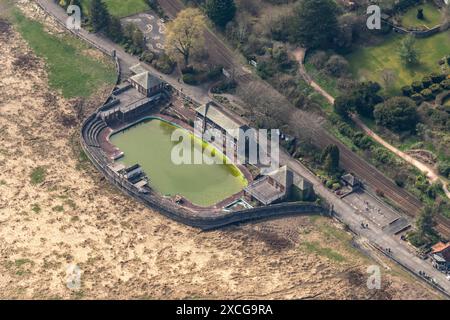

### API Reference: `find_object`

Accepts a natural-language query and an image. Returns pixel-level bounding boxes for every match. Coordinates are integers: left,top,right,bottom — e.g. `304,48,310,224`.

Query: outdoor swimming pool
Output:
110,118,248,207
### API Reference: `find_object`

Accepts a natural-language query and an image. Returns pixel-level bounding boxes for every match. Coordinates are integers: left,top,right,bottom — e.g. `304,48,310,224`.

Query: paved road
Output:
35,0,450,296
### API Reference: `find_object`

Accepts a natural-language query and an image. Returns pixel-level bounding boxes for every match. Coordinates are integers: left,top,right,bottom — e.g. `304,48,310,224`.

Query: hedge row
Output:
401,73,450,103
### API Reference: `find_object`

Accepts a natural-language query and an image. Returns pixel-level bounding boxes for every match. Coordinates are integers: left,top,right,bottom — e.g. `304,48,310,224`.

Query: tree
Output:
334,95,354,118
290,0,338,49
89,0,110,32
398,34,420,65
416,205,437,240
205,0,236,28
352,81,383,118
417,8,424,20
321,144,340,174
107,16,123,42
374,96,419,132
166,8,206,67
381,69,397,90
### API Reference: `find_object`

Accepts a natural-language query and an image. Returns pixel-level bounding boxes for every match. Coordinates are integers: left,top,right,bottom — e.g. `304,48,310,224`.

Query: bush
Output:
337,122,355,138
211,80,237,94
411,93,424,104
257,61,276,79
206,65,223,81
324,55,349,77
182,73,198,85
152,54,175,74
353,132,373,150
372,147,391,164
431,73,445,83
394,172,408,187
422,76,432,88
412,81,423,92
140,50,155,64
402,85,413,96
430,83,442,94
420,88,434,100
441,79,450,90
308,51,328,69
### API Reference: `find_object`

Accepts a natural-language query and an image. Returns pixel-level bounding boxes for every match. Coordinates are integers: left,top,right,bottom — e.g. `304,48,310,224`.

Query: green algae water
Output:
110,118,248,207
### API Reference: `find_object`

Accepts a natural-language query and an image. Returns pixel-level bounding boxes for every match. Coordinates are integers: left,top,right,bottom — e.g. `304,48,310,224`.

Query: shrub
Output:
353,132,373,150
438,161,450,178
206,65,223,81
309,51,328,69
441,79,450,90
182,73,198,85
140,50,155,64
431,73,445,83
211,80,237,94
412,81,423,92
402,85,413,96
30,167,46,185
420,88,434,100
337,122,354,138
411,93,424,104
372,147,391,164
324,55,349,77
257,61,276,79
422,76,432,88
429,83,442,94
152,54,175,74
394,172,407,187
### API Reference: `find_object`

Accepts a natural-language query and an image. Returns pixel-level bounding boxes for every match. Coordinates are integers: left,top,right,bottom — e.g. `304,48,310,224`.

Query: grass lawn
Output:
346,31,450,94
13,10,116,98
80,0,149,18
400,2,442,29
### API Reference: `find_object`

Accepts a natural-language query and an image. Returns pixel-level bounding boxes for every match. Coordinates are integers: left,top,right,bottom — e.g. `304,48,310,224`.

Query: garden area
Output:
346,31,450,94
400,1,442,29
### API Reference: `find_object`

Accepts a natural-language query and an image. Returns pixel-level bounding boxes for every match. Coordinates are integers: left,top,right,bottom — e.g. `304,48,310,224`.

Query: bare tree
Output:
381,69,397,90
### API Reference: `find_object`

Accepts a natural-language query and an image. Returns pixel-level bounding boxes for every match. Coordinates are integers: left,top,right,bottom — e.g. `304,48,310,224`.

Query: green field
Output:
400,2,442,29
346,31,450,93
81,0,149,18
13,11,116,98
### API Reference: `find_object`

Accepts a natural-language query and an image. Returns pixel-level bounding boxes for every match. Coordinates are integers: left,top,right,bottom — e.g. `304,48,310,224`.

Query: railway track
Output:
157,0,450,238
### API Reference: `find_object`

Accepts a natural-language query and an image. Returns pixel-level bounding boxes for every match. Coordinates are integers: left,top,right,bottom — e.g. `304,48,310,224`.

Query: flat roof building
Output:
245,166,314,205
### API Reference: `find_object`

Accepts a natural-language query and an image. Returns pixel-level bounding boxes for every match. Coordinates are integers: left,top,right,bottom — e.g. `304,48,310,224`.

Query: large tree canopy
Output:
290,0,338,49
374,96,419,132
205,0,236,28
321,144,340,174
166,8,206,67
89,0,110,32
